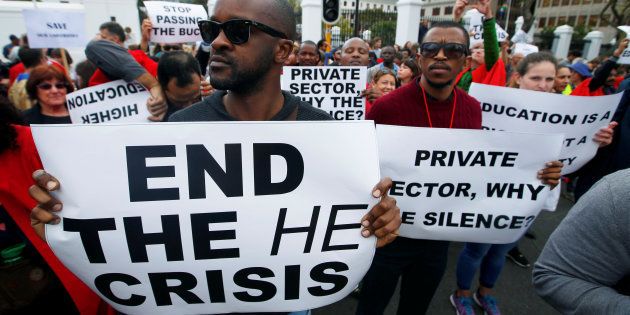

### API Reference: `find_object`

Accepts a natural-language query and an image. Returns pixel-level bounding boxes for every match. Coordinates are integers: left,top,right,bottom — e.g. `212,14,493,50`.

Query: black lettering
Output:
123,215,183,263
187,144,243,198
254,143,304,196
322,204,366,252
191,212,239,259
148,272,204,306
126,145,179,202
64,217,116,263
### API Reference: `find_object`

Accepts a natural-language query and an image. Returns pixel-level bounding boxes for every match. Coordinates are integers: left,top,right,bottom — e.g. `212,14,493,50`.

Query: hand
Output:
147,85,167,121
593,121,618,147
453,0,468,22
141,19,152,43
475,0,493,19
200,80,214,98
361,177,401,248
361,87,382,103
29,170,63,240
614,38,629,58
537,161,563,189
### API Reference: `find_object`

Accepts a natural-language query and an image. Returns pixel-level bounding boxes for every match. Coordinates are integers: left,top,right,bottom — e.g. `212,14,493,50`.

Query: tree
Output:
600,0,630,34
370,21,397,45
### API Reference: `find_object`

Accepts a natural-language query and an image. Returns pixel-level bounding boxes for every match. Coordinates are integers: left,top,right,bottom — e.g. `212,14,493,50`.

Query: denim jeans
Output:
456,242,517,290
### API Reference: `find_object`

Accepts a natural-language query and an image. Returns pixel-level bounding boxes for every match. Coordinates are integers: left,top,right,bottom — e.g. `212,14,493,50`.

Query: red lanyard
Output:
420,85,457,128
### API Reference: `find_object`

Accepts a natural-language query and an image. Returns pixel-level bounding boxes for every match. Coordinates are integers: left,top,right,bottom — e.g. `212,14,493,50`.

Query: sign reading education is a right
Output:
470,83,623,174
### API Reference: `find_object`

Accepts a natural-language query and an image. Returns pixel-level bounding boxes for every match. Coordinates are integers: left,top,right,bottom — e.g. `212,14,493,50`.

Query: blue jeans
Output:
456,242,517,290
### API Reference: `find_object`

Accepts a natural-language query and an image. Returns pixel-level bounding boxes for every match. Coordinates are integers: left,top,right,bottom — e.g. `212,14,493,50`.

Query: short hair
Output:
157,51,202,89
99,22,126,42
301,40,317,49
317,39,327,50
26,64,74,101
9,34,18,41
569,50,582,58
75,60,97,89
402,58,421,78
18,48,44,68
372,68,397,84
50,48,73,66
425,21,470,54
264,0,297,40
516,52,558,76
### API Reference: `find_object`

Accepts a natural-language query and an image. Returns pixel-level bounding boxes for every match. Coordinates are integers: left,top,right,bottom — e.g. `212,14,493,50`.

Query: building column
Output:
552,25,573,60
207,0,216,16
301,0,322,42
583,31,603,61
395,0,423,45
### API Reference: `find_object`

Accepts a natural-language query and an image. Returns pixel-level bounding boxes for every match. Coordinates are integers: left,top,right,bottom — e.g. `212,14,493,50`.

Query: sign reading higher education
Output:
377,125,563,244
281,67,368,120
144,1,208,43
66,80,152,124
31,121,380,314
22,9,87,49
470,83,623,174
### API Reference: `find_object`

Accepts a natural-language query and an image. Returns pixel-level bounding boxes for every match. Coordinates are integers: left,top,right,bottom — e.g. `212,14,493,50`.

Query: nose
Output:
210,28,232,51
434,48,448,60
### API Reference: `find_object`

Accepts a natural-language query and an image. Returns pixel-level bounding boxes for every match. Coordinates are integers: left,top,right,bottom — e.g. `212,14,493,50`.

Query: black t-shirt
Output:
22,104,71,125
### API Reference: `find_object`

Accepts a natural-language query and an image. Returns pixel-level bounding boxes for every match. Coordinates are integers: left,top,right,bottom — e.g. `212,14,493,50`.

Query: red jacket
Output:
88,50,157,87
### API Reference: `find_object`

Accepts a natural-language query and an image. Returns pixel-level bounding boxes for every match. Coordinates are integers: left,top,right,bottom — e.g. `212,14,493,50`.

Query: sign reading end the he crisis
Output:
32,121,380,314
377,125,563,244
281,67,368,120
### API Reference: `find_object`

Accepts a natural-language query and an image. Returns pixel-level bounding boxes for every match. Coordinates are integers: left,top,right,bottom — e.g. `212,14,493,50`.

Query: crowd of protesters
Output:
1,0,629,314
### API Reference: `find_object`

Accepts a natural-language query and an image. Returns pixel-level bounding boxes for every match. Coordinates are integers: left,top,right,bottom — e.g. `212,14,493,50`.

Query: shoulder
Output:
456,87,481,108
169,92,226,122
284,92,333,121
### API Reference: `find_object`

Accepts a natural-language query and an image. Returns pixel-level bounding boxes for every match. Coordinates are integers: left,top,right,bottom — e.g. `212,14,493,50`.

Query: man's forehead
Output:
424,27,466,44
212,0,274,25
343,39,368,51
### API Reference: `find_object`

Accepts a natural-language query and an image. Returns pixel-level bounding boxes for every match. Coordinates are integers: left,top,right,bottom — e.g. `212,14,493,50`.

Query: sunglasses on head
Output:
37,82,68,90
420,42,468,59
198,19,288,45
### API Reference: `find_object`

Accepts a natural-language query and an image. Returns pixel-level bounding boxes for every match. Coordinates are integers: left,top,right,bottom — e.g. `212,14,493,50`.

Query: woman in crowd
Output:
22,64,73,124
397,58,421,86
554,64,572,94
450,52,615,315
365,68,398,114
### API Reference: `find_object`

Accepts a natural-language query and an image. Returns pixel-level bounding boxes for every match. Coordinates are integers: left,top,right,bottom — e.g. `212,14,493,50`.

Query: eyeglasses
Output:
420,42,468,59
162,45,182,51
37,82,68,90
198,19,288,45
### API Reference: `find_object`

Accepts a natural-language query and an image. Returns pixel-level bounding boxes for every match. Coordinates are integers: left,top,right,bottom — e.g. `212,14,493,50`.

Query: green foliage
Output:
371,21,397,46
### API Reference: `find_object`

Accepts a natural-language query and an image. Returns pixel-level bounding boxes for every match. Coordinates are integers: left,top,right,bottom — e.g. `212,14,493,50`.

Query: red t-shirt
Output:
368,77,482,130
88,49,158,87
0,126,114,315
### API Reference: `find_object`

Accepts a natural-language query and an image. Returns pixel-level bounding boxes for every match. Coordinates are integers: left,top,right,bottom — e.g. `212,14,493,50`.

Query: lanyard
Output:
420,85,457,128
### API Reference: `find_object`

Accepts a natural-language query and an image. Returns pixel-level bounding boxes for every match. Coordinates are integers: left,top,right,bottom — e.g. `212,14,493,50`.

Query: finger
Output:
32,169,60,191
371,177,393,198
373,210,401,239
30,205,60,225
369,197,398,230
28,185,62,211
148,113,166,122
375,230,399,248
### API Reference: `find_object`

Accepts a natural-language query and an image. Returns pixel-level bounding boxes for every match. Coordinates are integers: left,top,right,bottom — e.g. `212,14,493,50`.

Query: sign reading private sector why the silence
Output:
377,125,563,244
470,83,623,174
144,1,208,43
66,80,151,124
31,121,380,314
22,9,87,49
282,67,368,120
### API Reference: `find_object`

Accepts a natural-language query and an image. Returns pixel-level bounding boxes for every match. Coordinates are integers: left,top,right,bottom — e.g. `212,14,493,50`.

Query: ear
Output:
274,40,294,64
515,73,522,87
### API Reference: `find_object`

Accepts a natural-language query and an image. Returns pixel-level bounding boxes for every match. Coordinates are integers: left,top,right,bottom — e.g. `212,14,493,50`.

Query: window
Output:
444,6,453,15
567,16,576,25
600,14,611,26
552,0,560,6
432,7,440,16
577,15,586,25
561,0,570,5
344,1,347,7
548,16,557,26
588,15,598,27
539,17,547,27
558,16,567,25
542,0,552,6
593,0,603,3
582,0,591,4
421,8,426,16
571,0,581,4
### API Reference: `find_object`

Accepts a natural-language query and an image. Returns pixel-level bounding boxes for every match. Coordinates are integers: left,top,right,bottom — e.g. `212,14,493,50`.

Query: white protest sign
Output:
66,80,151,124
377,125,563,244
282,67,367,120
144,1,208,43
32,121,380,314
22,9,87,49
514,43,539,56
470,83,623,174
466,9,508,47
618,26,630,64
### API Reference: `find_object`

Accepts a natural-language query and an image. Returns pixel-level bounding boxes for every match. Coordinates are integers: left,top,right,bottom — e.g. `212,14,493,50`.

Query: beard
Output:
425,77,453,89
210,46,275,95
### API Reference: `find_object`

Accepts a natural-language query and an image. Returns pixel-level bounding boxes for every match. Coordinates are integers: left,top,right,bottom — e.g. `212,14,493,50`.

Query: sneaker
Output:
473,292,501,315
450,293,476,315
506,247,531,268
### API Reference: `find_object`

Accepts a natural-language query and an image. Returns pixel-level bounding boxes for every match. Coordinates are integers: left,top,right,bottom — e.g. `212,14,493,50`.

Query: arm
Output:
476,0,499,70
140,19,152,54
588,39,628,92
533,173,630,314
85,40,148,82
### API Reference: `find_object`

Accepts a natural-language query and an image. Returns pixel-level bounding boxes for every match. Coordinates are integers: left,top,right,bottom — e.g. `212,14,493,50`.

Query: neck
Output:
420,76,454,101
383,61,393,68
40,103,68,117
223,70,285,121
471,60,480,70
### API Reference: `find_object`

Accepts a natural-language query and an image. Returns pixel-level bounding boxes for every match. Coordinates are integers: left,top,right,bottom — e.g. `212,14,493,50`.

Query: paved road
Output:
313,194,575,315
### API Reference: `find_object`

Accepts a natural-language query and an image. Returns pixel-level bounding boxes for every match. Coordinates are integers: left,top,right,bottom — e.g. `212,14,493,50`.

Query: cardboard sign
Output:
470,83,623,174
144,1,208,43
22,9,87,48
377,125,563,244
281,67,368,120
513,43,539,56
31,121,380,314
66,80,152,124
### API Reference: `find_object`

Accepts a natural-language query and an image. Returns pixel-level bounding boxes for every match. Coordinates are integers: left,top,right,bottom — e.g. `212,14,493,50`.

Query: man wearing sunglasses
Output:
356,21,482,315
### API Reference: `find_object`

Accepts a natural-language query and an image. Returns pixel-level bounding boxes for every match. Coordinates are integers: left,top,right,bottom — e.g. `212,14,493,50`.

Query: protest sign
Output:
618,26,630,64
66,80,152,124
377,125,563,244
513,43,539,56
465,9,509,47
22,9,87,49
281,67,367,120
144,1,208,43
470,83,623,174
31,121,379,314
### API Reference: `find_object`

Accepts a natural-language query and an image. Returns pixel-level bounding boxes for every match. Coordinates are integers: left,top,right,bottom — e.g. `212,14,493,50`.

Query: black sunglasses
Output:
198,19,288,45
420,42,468,59
37,82,68,90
